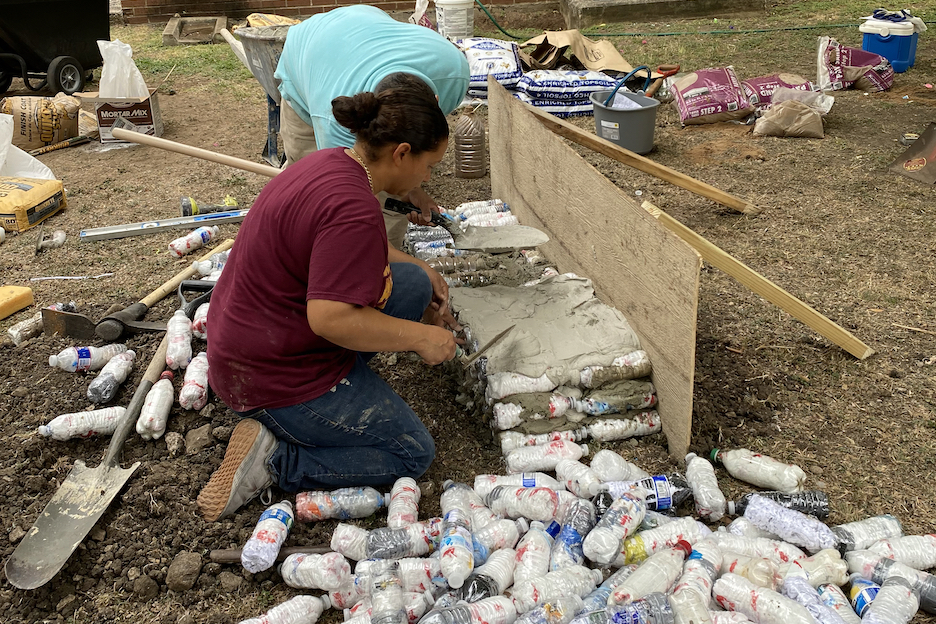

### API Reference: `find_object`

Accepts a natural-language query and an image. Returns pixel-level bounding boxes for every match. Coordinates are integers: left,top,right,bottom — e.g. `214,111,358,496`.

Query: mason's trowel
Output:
384,198,549,253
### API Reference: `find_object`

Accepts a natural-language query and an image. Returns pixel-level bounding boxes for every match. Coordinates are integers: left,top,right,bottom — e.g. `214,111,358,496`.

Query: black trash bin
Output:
0,0,110,95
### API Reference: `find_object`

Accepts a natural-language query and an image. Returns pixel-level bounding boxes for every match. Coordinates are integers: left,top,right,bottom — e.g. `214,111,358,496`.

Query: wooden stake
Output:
641,201,874,360
893,323,936,336
520,99,762,216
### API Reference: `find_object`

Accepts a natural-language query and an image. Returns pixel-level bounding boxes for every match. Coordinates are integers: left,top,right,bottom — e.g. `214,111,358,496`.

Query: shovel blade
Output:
4,459,140,590
41,308,97,341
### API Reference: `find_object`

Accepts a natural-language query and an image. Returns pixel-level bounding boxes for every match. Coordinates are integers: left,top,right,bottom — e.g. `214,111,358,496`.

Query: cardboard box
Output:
0,176,67,233
80,89,164,143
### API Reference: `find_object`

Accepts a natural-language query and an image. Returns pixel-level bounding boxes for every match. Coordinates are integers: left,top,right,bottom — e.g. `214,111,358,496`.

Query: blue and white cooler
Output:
860,13,925,73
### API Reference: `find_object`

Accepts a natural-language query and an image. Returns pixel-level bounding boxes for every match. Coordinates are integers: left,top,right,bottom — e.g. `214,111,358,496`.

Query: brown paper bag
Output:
522,30,662,77
753,100,824,138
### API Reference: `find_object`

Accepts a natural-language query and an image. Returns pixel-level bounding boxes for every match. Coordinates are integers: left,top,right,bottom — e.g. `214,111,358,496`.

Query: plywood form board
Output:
488,80,702,458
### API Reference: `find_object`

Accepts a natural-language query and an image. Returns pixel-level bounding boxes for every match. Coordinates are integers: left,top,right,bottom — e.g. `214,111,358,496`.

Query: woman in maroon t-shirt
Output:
197,74,461,522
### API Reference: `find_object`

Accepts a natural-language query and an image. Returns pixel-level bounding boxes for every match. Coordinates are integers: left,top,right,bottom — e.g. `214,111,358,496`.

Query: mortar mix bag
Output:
671,66,755,125
816,36,894,93
0,94,80,150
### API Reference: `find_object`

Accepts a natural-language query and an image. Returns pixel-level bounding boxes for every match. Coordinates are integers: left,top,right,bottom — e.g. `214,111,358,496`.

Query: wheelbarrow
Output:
0,0,110,95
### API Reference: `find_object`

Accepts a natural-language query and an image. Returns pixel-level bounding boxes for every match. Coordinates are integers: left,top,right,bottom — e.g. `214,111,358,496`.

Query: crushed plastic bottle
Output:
617,517,708,566
465,487,499,531
641,510,675,531
514,520,556,584
168,225,219,258
366,518,444,560
332,522,369,561
727,517,780,540
440,481,475,589
165,309,193,370
710,448,806,493
500,430,587,456
550,498,596,570
505,441,589,474
474,519,526,564
136,370,174,441
581,565,638,612
816,583,861,624
727,490,830,520
668,538,723,624
87,349,136,404
357,557,443,594
418,595,517,624
555,460,602,499
578,351,652,388
279,551,351,590
460,547,516,602
511,565,603,613
192,302,209,340
608,541,691,605
860,576,919,624
368,560,406,624
778,548,847,587
191,249,229,275
49,343,127,372
388,477,421,529
238,594,329,624
831,515,903,553
779,576,849,624
708,532,806,566
329,579,366,610
38,406,126,440
296,487,386,522
708,613,754,624
241,500,294,574
607,593,673,624
486,486,561,523
348,591,432,624
685,453,726,522
848,574,880,616
605,474,692,512
712,573,816,624
742,494,838,553
178,351,209,410
586,413,662,443
514,595,583,624
867,534,936,570
719,552,781,590
9,301,76,346
589,449,650,483
582,492,646,566
846,550,936,614
474,473,563,500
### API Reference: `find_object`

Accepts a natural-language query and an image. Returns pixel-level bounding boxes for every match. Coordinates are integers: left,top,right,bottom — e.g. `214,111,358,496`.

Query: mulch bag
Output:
742,73,814,110
457,37,524,97
515,69,617,101
816,36,893,92
671,66,755,125
97,39,149,99
512,92,594,118
0,93,79,150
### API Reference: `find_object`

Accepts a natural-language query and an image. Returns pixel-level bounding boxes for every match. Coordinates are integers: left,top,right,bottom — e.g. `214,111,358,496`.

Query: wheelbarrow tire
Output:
0,71,11,95
48,56,85,95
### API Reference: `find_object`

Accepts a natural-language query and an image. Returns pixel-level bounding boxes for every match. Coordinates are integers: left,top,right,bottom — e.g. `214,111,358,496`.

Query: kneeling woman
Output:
198,74,458,521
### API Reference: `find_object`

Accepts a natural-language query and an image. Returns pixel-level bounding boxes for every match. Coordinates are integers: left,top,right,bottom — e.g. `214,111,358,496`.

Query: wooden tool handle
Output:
140,238,235,308
209,544,331,564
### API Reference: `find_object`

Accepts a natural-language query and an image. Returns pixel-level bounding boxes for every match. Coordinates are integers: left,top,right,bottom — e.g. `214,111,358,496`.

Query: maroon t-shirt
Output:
207,148,391,412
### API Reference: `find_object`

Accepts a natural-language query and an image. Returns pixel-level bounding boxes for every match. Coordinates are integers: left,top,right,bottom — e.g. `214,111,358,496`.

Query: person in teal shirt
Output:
275,5,470,246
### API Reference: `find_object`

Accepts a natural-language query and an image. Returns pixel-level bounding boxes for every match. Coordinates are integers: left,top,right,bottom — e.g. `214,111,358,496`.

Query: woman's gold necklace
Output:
347,147,374,194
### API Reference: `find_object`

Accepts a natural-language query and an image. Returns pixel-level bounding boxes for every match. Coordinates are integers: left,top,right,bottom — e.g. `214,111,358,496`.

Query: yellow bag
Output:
0,94,79,150
0,176,66,232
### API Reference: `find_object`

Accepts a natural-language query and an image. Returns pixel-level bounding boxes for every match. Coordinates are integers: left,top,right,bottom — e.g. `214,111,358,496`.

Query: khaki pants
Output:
280,100,408,249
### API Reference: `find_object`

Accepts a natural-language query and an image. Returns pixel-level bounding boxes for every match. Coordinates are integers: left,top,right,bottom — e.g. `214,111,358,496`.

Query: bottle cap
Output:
159,370,174,381
447,572,466,589
709,449,721,464
580,444,590,456
515,517,530,534
442,479,455,491
590,568,604,583
674,540,693,557
320,594,331,611
545,520,561,538
343,608,352,620
587,482,603,497
685,452,697,463
48,355,57,367
37,425,51,437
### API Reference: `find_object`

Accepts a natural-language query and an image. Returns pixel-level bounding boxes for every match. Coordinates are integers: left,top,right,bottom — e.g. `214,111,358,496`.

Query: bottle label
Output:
198,229,212,243
637,475,673,510
76,347,92,371
850,585,878,616
521,473,536,488
259,507,294,531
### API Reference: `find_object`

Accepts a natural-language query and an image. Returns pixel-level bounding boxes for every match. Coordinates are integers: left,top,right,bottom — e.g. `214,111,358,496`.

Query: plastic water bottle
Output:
241,500,294,573
586,413,662,443
591,487,614,522
608,541,692,605
500,430,586,456
329,579,365,610
366,518,444,559
419,595,517,624
778,548,847,587
816,583,861,624
168,225,219,258
191,249,229,275
555,460,602,499
712,573,816,624
440,481,475,589
136,370,174,441
238,594,329,624
474,519,525,564
453,111,486,179
505,442,589,474
668,538,722,624
486,486,561,523
452,199,507,214
8,301,75,346
38,406,126,440
474,473,563,500
708,532,806,566
368,560,406,624
708,613,754,624
279,551,351,590
550,499,596,570
710,448,806,493
165,309,193,370
742,494,838,553
618,517,707,566
727,517,780,540
464,487,498,531
464,214,518,228
868,534,936,570
514,521,555,584
460,547,516,602
605,474,692,512
589,449,649,483
581,565,638,612
192,302,209,340
548,395,616,418
86,350,136,404
357,557,442,594
848,574,880,616
582,493,645,566
350,591,433,624
719,552,781,590
727,490,830,519
641,510,675,531
178,351,209,410
49,343,128,372
607,593,673,623
578,351,652,388
332,522,369,561
511,565,603,613
485,371,556,402
846,550,936,614
515,595,583,624
831,515,903,553
387,477,421,529
861,576,920,624
684,453,726,522
779,576,848,624
296,487,386,522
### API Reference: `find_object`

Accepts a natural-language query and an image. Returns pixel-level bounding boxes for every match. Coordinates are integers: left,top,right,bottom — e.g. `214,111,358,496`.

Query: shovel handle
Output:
141,238,235,307
209,544,331,564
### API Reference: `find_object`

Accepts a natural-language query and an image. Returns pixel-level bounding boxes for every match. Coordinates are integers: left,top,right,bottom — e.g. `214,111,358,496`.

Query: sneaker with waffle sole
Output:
197,418,276,521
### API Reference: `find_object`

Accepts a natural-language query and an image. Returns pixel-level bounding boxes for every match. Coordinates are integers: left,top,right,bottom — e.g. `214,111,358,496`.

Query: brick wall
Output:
122,0,544,25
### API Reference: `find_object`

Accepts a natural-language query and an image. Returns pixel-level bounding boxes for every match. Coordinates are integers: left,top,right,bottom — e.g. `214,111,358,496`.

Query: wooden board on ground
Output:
488,80,702,458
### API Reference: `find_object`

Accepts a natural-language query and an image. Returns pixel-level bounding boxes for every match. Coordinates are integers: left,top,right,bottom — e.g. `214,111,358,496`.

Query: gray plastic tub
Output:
590,90,660,155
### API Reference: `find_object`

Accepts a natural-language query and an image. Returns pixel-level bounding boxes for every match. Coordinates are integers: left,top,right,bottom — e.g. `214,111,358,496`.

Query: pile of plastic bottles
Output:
235,445,936,624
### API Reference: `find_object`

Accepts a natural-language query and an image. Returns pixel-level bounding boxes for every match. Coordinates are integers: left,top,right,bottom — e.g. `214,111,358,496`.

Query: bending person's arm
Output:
307,299,456,365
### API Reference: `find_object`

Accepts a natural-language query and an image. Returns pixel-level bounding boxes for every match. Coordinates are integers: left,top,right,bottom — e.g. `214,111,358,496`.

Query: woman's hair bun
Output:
332,92,381,133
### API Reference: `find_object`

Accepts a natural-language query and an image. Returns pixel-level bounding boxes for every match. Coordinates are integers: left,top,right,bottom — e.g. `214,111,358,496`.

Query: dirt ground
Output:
1,14,935,624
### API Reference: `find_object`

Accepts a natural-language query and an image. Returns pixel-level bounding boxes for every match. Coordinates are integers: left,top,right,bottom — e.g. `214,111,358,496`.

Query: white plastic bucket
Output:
434,0,474,41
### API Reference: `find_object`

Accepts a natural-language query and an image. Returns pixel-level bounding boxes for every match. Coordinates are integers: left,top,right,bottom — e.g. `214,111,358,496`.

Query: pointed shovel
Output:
4,334,169,590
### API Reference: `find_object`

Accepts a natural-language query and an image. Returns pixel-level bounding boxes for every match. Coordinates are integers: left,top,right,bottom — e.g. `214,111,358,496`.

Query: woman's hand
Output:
403,187,439,226
415,324,458,365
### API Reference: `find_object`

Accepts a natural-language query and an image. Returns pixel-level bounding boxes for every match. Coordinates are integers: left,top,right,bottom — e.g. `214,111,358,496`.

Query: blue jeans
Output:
238,263,436,492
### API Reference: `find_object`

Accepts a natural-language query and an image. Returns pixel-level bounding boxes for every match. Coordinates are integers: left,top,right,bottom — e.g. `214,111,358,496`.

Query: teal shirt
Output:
275,5,470,149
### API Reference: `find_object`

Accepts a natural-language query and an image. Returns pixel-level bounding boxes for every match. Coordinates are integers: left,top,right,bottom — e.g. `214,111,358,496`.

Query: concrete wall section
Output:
560,0,766,30
488,80,702,458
